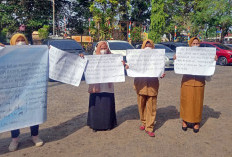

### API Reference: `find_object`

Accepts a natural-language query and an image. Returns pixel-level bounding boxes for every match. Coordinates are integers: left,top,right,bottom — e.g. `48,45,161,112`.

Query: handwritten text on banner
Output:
126,49,165,77
174,47,216,76
84,54,125,84
49,46,87,87
0,45,48,133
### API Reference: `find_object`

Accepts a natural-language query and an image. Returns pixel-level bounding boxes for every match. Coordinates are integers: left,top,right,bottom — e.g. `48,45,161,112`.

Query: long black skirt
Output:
87,92,117,130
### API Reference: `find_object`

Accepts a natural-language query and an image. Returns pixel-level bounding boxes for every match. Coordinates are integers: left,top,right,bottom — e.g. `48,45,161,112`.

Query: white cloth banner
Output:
49,46,87,87
126,49,165,77
84,54,125,84
0,45,48,133
174,47,216,76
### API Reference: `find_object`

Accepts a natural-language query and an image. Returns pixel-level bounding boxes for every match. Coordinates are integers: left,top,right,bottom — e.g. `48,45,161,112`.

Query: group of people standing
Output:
0,34,215,152
86,37,215,137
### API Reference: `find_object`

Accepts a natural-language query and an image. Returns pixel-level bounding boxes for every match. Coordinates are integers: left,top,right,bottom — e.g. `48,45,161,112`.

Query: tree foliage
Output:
89,0,130,41
131,26,142,43
149,0,167,43
0,0,70,41
130,0,151,23
38,25,50,39
194,0,232,41
68,0,92,35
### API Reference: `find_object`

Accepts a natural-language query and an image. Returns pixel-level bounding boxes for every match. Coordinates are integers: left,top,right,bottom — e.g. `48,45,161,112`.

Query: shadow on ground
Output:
0,105,220,155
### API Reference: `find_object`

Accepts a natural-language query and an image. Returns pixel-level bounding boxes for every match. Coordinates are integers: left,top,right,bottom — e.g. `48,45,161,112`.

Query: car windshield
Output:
108,42,134,50
49,40,83,50
155,44,174,53
215,44,231,50
175,43,187,46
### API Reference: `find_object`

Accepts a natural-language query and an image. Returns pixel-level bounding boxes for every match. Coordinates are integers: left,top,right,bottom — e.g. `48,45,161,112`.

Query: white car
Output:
93,40,135,57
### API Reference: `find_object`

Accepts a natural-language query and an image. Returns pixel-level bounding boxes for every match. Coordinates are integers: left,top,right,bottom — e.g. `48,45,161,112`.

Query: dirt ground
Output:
0,66,231,157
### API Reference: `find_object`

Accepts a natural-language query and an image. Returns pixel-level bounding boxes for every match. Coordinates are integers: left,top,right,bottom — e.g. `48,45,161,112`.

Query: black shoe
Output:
193,128,199,133
193,123,200,133
182,120,188,131
182,126,187,131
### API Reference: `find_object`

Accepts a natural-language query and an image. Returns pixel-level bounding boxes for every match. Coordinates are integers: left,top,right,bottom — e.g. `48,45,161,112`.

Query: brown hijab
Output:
188,37,200,47
141,39,155,49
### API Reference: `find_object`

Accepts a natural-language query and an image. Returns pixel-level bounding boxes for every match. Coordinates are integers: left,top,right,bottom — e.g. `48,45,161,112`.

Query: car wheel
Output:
217,56,228,66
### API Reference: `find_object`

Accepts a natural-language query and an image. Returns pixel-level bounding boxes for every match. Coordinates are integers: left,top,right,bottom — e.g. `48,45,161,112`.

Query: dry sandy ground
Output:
0,66,231,157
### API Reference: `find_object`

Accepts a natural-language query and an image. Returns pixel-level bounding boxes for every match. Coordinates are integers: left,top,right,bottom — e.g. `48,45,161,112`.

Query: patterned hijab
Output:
95,41,111,55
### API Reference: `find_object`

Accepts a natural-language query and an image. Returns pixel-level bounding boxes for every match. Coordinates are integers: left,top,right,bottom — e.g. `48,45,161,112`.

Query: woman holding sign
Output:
126,39,165,137
87,41,117,132
8,33,43,151
179,37,216,133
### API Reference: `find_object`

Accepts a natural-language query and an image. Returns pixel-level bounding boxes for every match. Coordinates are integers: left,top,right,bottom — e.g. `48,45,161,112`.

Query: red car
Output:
200,42,232,65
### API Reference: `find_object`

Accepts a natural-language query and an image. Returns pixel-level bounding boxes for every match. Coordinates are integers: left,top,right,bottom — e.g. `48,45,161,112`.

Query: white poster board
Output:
84,54,125,84
126,49,165,77
0,45,48,133
174,47,216,76
49,46,87,86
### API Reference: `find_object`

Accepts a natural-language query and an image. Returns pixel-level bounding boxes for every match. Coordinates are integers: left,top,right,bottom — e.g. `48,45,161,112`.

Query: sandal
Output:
193,123,200,133
182,120,188,131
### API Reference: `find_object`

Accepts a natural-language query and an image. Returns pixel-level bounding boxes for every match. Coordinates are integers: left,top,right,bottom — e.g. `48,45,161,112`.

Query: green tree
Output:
89,0,130,41
149,0,167,43
0,0,70,41
130,0,151,23
38,25,50,40
131,26,142,43
194,0,232,42
69,0,93,35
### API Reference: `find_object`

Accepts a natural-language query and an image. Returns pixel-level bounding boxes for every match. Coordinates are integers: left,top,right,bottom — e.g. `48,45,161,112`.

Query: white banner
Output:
84,54,125,84
174,47,216,76
0,45,48,133
126,49,165,77
49,46,87,87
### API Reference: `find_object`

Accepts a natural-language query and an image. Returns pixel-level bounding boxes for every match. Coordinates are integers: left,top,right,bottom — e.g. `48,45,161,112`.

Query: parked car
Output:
199,42,232,65
224,44,232,49
43,39,86,54
159,42,188,51
93,40,135,60
155,44,175,69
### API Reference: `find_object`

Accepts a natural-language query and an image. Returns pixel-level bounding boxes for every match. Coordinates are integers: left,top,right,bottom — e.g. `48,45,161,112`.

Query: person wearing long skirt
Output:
87,41,117,132
179,37,217,133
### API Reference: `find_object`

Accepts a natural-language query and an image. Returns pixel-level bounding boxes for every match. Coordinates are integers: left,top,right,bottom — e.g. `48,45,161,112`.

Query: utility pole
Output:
53,0,55,36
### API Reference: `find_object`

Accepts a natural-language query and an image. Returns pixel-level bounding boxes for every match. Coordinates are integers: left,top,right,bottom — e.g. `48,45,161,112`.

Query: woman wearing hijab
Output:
8,33,43,151
87,41,117,132
179,37,217,133
131,39,165,137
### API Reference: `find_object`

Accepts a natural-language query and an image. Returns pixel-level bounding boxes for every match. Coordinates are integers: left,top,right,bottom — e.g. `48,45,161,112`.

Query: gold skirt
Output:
180,85,205,123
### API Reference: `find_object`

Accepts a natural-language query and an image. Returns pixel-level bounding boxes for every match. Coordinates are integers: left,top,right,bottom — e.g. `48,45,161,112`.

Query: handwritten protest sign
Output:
126,49,165,77
49,46,87,86
174,47,216,76
84,54,125,84
0,45,48,133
